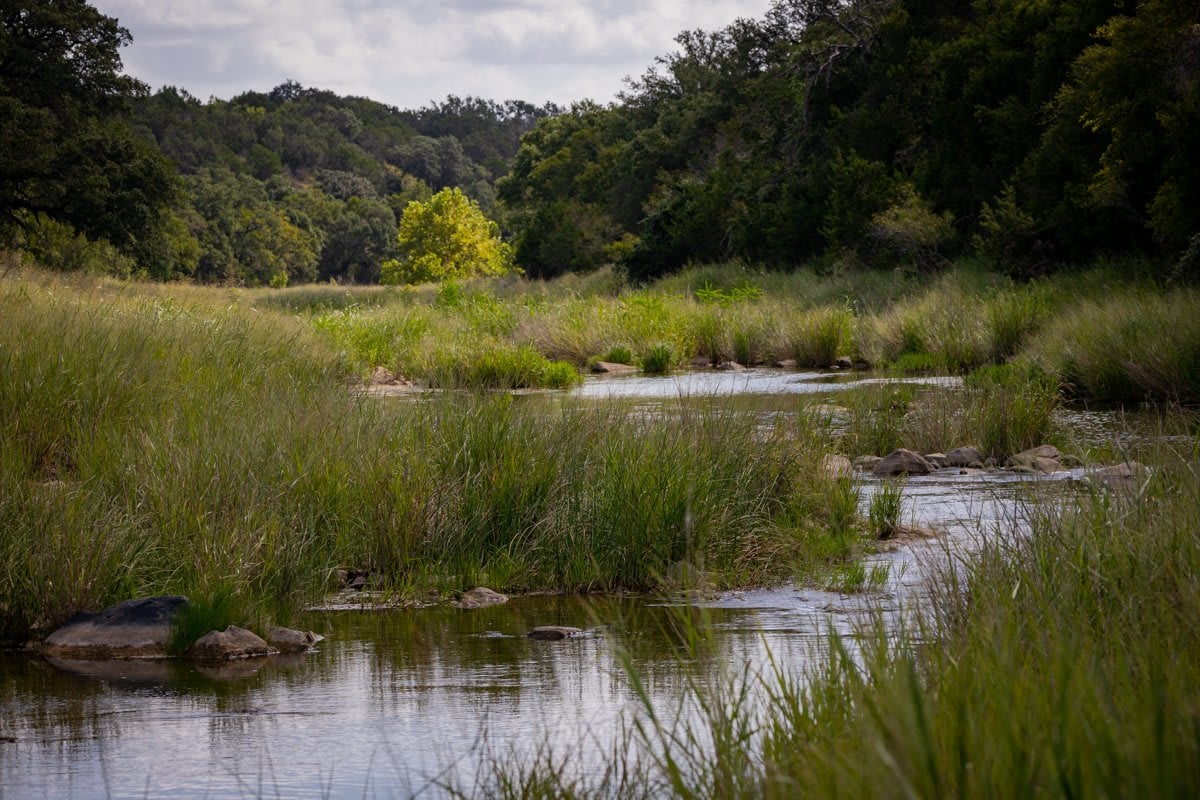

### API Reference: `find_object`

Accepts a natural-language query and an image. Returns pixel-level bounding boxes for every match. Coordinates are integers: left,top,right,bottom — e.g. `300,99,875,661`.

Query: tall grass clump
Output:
783,306,852,367
473,438,1200,798
1025,289,1200,403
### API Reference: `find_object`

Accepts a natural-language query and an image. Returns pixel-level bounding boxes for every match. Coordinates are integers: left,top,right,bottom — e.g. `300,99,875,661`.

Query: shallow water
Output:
1,376,1166,799
572,367,961,399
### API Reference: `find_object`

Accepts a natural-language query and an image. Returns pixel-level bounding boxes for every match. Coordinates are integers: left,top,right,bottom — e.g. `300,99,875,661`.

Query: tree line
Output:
3,0,1197,284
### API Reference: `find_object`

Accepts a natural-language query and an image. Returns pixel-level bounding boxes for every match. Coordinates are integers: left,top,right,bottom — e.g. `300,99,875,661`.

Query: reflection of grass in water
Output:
467,441,1200,798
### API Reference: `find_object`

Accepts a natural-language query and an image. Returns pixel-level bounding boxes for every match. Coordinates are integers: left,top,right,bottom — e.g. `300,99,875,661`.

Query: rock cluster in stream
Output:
854,443,1146,486
40,596,323,663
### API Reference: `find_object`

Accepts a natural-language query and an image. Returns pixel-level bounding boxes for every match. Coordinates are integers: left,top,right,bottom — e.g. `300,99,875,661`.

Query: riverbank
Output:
1,264,1196,647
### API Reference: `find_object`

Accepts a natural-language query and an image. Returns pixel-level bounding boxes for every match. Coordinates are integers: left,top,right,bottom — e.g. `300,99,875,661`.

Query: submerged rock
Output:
42,596,189,660
872,449,934,477
527,626,583,641
265,626,324,653
835,356,854,370
944,446,985,468
775,358,798,369
591,361,638,375
454,587,510,610
716,361,747,371
187,626,277,662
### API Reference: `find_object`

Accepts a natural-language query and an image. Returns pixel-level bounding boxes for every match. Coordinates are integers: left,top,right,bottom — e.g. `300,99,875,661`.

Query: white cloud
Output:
92,0,770,106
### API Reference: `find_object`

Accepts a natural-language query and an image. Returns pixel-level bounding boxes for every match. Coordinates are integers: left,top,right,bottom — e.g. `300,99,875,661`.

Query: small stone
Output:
835,356,854,369
347,575,369,591
690,355,715,368
187,626,277,662
872,449,934,477
1086,461,1149,486
716,361,746,371
924,453,947,468
455,587,510,610
527,626,583,641
591,361,639,375
775,359,798,369
266,626,324,653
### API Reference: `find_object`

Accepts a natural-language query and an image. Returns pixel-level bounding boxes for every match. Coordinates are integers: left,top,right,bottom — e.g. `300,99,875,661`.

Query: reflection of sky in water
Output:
1,392,1159,799
572,368,962,399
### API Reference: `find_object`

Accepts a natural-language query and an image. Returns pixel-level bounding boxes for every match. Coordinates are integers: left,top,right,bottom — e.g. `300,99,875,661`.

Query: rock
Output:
775,359,798,369
944,446,985,468
871,449,934,477
454,587,510,610
186,626,277,662
690,355,715,368
265,626,324,653
42,596,189,660
591,361,638,375
924,453,948,469
527,626,583,641
716,361,746,371
835,356,854,369
820,454,854,480
1006,445,1065,473
853,455,883,471
1086,461,1149,486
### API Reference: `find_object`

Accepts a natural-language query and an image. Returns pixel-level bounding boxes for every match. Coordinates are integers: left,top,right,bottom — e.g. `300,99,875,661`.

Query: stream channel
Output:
0,369,1155,798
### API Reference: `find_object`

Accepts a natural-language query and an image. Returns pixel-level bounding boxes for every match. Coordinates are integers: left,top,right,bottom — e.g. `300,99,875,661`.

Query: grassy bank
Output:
229,259,1200,403
463,433,1200,798
0,273,865,641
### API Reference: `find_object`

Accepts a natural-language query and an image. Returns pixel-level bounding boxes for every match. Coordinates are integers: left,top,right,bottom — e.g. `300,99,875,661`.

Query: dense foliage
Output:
382,188,513,284
4,0,1197,285
0,0,176,270
128,85,556,284
500,0,1200,280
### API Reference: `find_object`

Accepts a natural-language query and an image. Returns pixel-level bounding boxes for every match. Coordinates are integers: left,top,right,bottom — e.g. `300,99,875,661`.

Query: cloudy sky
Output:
91,1,770,109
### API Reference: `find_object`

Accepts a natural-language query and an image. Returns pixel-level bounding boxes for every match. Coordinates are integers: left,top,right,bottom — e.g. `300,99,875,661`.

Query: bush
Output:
641,341,675,374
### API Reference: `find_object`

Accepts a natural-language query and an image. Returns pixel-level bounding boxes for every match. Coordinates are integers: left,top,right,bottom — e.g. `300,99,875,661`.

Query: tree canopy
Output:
0,0,176,267
381,188,513,284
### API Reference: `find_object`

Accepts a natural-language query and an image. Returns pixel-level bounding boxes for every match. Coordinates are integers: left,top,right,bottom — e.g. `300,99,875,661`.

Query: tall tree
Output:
0,0,176,263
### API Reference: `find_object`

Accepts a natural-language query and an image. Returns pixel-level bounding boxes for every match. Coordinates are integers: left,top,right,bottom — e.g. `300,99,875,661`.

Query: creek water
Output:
0,372,1160,799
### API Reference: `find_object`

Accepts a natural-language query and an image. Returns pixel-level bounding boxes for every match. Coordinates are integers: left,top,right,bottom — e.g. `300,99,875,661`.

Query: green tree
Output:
381,188,512,284
0,0,176,258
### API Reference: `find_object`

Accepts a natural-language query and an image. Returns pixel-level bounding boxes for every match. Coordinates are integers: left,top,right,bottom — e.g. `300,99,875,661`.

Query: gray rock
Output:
42,596,189,660
187,626,277,662
591,361,638,375
853,455,883,471
716,361,746,371
775,359,798,369
454,587,510,610
835,356,854,369
266,626,324,653
1086,461,1149,486
872,449,934,477
820,454,854,480
944,446,985,468
690,355,715,368
370,366,398,386
527,626,583,641
1007,444,1060,466
924,453,948,469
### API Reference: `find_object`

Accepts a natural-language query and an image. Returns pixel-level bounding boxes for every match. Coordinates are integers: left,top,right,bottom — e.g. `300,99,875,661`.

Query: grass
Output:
0,271,872,641
464,432,1200,798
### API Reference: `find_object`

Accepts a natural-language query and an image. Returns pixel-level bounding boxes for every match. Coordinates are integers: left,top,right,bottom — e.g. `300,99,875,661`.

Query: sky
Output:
91,1,771,109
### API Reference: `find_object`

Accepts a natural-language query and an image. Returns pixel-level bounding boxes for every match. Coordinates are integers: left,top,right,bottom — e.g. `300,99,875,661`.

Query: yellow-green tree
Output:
381,188,512,284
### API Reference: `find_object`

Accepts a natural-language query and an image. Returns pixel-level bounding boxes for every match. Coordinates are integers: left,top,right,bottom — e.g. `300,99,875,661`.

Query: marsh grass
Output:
471,438,1200,798
0,275,863,639
868,481,903,539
